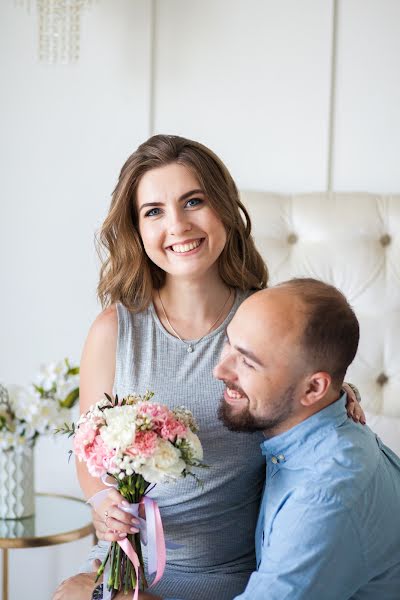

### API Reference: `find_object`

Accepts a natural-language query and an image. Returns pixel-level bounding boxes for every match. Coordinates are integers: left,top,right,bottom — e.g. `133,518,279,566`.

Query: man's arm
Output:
233,495,365,600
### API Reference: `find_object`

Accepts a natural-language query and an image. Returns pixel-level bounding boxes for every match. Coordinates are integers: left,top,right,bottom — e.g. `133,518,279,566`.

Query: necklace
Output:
158,287,232,353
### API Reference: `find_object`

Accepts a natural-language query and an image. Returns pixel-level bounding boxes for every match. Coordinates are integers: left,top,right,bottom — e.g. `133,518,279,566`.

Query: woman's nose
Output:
168,210,192,235
167,210,191,236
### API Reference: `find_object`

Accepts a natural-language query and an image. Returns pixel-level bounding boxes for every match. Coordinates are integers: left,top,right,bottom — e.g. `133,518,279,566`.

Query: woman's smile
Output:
167,237,205,255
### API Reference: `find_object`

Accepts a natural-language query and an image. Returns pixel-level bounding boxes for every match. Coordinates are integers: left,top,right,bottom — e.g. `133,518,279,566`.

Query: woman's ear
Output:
300,372,332,407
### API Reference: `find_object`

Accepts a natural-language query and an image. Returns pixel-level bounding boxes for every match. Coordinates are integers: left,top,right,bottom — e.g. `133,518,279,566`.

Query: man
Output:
55,278,400,599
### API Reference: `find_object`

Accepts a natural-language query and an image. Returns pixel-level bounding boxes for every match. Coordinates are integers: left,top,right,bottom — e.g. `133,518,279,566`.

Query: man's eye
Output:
185,198,203,208
144,207,161,217
242,357,254,369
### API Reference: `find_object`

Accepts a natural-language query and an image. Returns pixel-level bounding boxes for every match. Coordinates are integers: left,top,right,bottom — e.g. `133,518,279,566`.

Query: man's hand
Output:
52,561,100,600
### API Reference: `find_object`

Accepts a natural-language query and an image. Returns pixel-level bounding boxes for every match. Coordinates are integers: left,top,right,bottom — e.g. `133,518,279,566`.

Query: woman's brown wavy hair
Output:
97,134,268,312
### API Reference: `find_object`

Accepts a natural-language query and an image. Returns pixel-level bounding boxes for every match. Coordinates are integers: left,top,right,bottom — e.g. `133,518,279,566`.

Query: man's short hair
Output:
278,278,360,388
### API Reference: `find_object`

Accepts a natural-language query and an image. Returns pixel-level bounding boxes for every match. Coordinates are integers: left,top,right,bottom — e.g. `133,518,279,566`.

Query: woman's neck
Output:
153,272,235,340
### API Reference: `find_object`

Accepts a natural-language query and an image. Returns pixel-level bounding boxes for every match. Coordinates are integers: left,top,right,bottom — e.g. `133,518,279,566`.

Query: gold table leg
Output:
2,548,8,600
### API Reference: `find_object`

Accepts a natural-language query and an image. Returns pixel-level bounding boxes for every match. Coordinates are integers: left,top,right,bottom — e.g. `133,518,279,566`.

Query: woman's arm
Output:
77,305,117,499
78,306,138,541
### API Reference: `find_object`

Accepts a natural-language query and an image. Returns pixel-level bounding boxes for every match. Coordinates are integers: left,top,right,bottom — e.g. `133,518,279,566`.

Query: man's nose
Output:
213,350,235,382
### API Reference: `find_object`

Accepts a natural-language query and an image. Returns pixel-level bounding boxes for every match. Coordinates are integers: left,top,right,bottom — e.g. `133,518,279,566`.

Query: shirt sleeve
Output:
233,495,366,600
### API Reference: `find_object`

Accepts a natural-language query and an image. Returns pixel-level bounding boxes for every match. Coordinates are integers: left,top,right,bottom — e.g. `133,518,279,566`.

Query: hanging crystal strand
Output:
38,0,50,63
59,0,68,64
69,1,82,63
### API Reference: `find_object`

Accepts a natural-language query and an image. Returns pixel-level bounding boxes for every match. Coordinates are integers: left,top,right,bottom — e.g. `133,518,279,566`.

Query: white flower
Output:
100,405,137,451
185,430,203,461
137,439,186,483
35,361,65,390
0,430,26,451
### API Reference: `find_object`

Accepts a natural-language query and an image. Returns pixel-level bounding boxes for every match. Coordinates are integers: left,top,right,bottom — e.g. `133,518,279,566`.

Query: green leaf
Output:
33,384,45,397
104,392,114,404
67,366,80,376
60,387,79,409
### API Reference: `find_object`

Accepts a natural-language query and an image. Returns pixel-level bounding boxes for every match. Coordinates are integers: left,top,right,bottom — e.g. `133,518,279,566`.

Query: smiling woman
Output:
52,134,270,600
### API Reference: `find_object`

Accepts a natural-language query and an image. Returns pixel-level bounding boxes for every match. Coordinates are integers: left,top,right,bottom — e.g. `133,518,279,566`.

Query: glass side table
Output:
0,492,95,600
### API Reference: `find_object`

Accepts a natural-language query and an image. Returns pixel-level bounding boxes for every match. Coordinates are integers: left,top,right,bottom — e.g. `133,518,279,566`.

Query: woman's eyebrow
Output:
138,189,205,213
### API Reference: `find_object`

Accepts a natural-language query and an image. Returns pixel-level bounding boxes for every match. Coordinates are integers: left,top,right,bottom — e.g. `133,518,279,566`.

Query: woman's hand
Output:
94,488,140,543
343,382,366,425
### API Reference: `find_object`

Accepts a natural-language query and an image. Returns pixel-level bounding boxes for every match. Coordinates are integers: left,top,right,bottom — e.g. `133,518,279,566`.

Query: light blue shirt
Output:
168,394,400,599
234,394,400,600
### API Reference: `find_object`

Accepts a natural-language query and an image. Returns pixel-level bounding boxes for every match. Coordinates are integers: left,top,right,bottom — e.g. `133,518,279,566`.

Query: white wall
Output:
0,0,399,597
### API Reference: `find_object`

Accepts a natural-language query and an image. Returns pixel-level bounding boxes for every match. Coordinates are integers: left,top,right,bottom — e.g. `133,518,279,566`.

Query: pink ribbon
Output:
87,481,166,600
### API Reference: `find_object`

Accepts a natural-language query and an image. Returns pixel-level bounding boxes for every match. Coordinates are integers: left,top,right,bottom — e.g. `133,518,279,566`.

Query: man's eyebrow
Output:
234,344,265,367
138,188,205,213
226,330,265,367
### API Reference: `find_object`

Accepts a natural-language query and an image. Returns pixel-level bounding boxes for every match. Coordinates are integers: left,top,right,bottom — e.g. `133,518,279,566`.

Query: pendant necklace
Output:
158,288,232,353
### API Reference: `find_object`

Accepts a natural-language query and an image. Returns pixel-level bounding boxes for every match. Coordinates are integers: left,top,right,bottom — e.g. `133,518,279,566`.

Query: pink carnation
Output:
160,417,187,441
138,404,171,433
73,421,97,462
126,431,158,458
86,436,116,478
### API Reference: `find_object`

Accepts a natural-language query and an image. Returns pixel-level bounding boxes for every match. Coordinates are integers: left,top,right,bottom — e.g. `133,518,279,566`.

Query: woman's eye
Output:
185,198,203,208
144,207,161,217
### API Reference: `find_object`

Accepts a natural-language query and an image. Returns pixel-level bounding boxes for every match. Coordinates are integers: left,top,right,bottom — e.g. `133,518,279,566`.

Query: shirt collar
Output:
260,393,348,461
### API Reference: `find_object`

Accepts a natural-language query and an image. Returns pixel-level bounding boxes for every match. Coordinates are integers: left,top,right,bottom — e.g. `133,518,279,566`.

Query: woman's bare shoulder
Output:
88,305,118,342
80,305,118,408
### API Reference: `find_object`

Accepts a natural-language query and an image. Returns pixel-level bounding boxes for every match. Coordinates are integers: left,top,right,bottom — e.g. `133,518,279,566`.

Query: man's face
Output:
213,289,308,436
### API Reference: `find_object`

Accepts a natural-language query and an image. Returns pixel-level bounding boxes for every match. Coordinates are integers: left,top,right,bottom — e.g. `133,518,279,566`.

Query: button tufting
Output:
380,234,391,247
287,233,298,245
376,373,389,386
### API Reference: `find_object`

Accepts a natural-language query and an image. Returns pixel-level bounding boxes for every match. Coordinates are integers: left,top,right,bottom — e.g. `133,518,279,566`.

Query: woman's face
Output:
136,162,227,281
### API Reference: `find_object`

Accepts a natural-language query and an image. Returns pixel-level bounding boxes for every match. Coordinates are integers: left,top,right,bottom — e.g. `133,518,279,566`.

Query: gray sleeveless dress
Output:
83,290,265,600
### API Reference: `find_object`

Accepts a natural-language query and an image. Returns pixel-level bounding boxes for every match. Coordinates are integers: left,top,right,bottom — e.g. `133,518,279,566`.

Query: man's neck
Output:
263,390,342,439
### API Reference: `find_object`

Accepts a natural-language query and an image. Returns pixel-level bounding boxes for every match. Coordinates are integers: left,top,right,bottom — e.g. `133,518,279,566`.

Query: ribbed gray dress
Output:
83,290,265,600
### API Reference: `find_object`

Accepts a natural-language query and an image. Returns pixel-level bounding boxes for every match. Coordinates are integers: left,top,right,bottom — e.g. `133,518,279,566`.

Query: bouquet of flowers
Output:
59,390,205,599
0,358,79,451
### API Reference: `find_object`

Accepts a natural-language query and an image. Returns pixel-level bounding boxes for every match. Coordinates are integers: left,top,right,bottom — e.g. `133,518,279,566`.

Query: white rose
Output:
185,430,203,461
137,439,186,483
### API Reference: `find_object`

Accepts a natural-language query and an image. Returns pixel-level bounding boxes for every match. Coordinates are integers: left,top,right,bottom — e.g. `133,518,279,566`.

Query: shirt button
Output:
277,454,285,462
271,456,278,464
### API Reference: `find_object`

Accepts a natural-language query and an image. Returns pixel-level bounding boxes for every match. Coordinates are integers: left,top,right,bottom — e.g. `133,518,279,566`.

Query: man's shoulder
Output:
292,422,382,508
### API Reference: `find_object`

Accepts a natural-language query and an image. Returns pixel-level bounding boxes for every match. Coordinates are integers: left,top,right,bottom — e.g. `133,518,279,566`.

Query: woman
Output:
54,135,363,600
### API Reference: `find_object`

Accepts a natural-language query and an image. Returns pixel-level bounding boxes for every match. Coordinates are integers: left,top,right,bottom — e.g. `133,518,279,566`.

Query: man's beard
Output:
218,383,296,435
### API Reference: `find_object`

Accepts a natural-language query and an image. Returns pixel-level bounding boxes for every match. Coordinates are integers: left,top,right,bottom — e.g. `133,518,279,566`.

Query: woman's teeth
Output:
171,239,202,253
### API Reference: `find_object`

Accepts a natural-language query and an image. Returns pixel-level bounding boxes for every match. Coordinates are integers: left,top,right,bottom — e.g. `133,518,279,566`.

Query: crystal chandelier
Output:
15,0,95,64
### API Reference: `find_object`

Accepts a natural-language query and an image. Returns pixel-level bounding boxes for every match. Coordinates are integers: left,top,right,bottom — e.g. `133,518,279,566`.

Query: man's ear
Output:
300,372,332,407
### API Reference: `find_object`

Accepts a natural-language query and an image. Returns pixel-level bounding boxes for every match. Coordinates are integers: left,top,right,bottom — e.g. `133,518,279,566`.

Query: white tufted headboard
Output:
241,192,400,430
